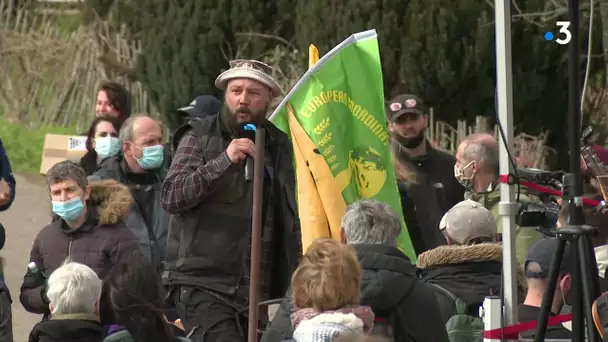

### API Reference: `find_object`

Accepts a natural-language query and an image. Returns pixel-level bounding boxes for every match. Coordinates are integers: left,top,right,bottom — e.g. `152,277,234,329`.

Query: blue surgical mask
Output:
136,145,164,170
52,197,85,221
95,137,121,159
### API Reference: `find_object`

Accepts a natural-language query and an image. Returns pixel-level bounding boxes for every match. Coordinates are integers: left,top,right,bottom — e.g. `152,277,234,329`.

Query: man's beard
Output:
221,104,269,128
395,129,425,149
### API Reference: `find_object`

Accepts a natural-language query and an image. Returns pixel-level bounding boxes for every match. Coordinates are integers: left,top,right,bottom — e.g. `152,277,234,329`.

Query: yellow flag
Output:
288,44,347,252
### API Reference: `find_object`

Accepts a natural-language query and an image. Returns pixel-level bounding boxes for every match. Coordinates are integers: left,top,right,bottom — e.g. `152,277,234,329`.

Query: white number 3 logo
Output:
556,21,572,45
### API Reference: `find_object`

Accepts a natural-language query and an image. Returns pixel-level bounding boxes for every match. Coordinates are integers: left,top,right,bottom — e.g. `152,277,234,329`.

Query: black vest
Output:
163,115,302,298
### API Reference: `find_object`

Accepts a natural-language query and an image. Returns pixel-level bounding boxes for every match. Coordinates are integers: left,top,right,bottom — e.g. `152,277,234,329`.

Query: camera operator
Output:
454,133,543,267
557,197,608,292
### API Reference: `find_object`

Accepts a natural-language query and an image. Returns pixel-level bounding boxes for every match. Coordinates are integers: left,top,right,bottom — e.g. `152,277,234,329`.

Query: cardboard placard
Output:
40,134,88,175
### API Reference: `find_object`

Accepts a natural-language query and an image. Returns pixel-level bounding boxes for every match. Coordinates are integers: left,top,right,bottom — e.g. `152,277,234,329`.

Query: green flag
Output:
270,29,416,261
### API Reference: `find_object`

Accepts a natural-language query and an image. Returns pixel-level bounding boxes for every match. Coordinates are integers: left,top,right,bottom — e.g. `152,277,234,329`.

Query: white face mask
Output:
454,161,475,190
95,136,121,159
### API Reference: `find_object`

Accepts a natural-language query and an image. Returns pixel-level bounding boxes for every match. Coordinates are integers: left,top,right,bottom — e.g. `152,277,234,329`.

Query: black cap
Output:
386,94,427,121
525,237,572,279
177,95,221,119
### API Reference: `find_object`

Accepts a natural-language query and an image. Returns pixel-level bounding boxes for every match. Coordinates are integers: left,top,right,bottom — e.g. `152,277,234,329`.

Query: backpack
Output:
428,283,484,342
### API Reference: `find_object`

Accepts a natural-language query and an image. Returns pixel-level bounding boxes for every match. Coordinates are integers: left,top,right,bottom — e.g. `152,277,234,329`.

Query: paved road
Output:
0,174,280,341
0,174,49,341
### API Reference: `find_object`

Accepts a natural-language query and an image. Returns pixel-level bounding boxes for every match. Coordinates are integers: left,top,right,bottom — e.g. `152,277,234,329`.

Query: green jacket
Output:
466,183,543,267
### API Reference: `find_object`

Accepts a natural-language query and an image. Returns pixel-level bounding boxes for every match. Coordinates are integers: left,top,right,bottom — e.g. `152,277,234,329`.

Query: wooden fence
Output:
427,111,552,169
0,2,157,131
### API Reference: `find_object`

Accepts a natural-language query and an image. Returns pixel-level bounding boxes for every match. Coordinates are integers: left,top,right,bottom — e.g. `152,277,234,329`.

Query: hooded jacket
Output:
93,156,170,268
261,244,449,342
417,243,526,323
19,180,142,316
28,313,105,342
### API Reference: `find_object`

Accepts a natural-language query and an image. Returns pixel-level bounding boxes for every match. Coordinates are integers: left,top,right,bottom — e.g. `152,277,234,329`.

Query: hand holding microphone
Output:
226,138,256,164
227,123,258,182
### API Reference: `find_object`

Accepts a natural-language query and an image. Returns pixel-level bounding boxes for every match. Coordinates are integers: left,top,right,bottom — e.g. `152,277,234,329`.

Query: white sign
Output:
67,136,88,151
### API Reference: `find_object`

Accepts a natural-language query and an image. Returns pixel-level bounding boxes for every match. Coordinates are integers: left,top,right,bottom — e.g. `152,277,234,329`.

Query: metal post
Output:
565,0,586,340
247,128,266,342
482,296,503,342
494,0,518,325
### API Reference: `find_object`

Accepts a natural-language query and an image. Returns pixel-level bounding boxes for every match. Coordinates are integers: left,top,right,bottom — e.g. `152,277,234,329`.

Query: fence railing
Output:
0,2,157,131
428,111,552,168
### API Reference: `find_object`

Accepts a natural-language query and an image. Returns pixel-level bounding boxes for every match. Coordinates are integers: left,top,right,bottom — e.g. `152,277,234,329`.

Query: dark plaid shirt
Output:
161,131,232,213
162,131,274,303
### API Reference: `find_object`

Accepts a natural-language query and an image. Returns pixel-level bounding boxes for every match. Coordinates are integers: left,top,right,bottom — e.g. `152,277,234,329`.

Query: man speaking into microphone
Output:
161,59,302,342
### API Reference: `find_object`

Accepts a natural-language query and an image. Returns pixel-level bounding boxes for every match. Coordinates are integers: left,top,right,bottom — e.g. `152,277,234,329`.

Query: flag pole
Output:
309,44,320,68
247,128,266,342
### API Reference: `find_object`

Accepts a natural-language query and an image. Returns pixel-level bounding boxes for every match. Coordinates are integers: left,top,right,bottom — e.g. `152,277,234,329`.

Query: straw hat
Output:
215,59,282,98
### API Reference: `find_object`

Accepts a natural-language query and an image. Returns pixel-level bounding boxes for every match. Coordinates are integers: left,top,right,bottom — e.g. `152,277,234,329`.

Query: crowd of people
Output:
0,57,608,342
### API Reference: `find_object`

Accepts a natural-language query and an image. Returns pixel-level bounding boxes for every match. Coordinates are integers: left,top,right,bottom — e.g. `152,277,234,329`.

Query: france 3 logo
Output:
544,22,572,45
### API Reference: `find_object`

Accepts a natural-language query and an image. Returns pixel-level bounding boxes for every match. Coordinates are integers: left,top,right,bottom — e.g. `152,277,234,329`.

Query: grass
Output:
0,117,77,175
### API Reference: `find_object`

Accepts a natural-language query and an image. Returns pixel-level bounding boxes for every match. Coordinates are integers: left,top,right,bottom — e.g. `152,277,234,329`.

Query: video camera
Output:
515,168,563,229
518,202,561,228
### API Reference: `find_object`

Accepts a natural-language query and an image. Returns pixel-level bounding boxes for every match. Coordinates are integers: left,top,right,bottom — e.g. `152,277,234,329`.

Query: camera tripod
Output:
533,205,602,342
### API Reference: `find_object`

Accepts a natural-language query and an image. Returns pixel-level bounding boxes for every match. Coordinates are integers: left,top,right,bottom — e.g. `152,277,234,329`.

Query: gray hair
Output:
46,161,88,190
461,134,499,174
46,261,102,315
341,199,402,246
119,114,153,143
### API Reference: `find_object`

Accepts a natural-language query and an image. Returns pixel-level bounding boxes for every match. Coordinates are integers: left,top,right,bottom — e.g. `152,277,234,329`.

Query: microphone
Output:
237,123,257,182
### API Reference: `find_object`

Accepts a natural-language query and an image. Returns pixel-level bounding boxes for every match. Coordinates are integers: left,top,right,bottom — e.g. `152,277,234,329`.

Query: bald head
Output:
457,133,499,175
119,115,161,144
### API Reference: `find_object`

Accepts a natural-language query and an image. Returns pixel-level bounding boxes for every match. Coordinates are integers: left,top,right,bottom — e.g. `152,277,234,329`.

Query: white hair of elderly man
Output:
46,260,102,316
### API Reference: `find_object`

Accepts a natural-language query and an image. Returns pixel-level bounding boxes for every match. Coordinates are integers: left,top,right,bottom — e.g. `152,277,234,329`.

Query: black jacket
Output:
417,243,526,323
394,141,464,255
92,157,169,269
0,137,15,211
28,314,105,342
518,304,572,339
261,244,449,342
20,181,141,317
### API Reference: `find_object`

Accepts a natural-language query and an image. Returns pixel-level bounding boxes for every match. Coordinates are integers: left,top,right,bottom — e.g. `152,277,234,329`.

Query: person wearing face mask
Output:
19,161,140,319
454,133,543,267
161,59,301,342
518,237,573,339
92,115,170,273
387,94,465,255
417,200,526,326
80,116,122,176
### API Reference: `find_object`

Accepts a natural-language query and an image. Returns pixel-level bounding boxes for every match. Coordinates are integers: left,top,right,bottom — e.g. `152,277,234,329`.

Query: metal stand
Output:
533,0,602,340
532,219,600,342
247,128,266,342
